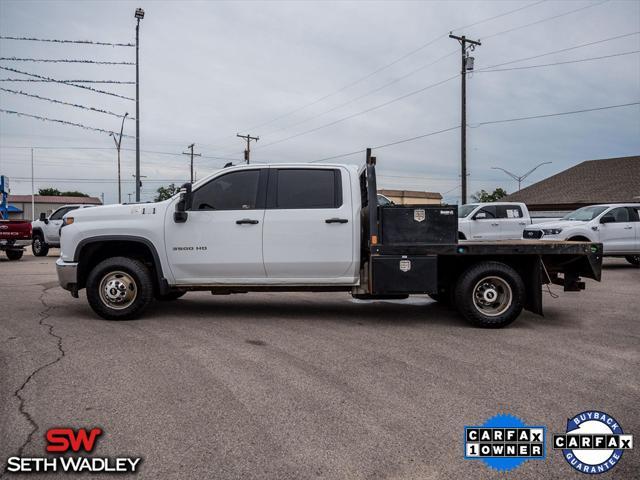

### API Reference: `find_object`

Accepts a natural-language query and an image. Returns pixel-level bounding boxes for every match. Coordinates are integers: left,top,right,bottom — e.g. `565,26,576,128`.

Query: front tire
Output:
454,262,525,328
5,249,24,260
86,257,154,320
32,234,49,256
626,255,640,267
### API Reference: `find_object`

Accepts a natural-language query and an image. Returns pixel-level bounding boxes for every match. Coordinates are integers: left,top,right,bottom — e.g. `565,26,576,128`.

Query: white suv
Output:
523,204,640,266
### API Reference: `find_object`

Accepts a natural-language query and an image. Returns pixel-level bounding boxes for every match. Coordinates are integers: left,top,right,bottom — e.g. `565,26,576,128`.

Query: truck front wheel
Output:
454,262,524,328
86,256,154,320
32,234,49,256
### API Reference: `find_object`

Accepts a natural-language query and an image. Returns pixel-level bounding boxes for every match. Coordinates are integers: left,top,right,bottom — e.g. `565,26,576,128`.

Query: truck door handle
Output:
491,223,499,227
325,218,348,224
624,226,633,230
519,222,527,226
236,219,259,225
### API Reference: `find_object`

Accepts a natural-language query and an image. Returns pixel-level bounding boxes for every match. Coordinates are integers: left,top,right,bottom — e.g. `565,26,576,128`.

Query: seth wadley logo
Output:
6,427,142,474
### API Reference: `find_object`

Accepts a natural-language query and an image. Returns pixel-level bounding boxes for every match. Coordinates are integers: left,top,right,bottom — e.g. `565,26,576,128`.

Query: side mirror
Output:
600,215,614,224
474,212,487,220
39,212,49,224
174,183,192,223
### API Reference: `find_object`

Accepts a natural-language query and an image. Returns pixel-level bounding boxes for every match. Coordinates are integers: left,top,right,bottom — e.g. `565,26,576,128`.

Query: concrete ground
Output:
1,250,638,479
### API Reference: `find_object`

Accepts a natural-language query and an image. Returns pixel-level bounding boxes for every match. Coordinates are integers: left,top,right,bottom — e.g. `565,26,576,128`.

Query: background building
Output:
378,189,442,206
7,195,102,220
504,155,640,216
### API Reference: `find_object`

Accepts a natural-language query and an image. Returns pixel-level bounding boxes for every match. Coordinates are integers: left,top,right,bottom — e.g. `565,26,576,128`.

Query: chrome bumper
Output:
56,258,78,292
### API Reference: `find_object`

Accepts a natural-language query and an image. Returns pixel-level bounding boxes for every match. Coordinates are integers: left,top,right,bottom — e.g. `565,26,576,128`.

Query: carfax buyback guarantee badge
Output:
464,413,546,472
553,410,634,474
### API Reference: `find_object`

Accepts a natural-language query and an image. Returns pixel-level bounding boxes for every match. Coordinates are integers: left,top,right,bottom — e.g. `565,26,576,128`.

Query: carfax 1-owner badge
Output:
553,410,633,474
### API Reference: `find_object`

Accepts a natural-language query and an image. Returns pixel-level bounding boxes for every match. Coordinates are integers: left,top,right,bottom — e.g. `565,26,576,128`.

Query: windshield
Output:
458,204,478,218
561,206,608,221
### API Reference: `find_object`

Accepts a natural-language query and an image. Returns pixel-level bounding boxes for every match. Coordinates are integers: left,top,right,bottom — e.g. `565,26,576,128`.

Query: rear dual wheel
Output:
454,262,525,328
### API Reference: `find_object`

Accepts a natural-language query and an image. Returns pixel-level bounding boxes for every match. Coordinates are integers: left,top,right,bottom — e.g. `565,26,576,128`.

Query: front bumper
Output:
56,258,78,292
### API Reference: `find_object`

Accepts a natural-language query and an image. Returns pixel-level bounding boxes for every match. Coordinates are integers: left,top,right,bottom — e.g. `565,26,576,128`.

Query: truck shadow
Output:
143,295,471,328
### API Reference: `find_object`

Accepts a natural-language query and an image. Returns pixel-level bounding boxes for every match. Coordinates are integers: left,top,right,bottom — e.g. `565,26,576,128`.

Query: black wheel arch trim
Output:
73,235,170,294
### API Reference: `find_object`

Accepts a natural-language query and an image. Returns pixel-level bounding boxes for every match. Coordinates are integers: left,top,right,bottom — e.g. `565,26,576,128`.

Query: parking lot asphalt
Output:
1,251,638,479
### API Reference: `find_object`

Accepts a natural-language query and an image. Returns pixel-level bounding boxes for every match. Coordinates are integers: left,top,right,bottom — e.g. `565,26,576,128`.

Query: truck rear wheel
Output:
86,256,153,320
32,234,49,256
625,255,640,267
454,262,524,328
5,249,24,260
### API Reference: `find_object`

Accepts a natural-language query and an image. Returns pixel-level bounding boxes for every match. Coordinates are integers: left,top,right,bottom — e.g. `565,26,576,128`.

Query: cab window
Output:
474,206,497,219
273,169,342,209
497,205,523,219
605,207,630,223
50,206,76,220
190,170,260,211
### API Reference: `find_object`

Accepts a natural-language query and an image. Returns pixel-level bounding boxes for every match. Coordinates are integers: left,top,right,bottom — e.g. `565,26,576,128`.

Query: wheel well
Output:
458,231,466,240
76,240,162,290
567,235,591,242
32,228,43,238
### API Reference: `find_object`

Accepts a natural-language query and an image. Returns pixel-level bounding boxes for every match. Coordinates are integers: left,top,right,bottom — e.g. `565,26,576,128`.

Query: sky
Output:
0,0,639,205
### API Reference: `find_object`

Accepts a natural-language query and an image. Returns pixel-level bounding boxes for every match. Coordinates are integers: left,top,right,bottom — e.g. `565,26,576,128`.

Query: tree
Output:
154,184,179,202
38,187,61,196
38,188,89,197
471,188,508,203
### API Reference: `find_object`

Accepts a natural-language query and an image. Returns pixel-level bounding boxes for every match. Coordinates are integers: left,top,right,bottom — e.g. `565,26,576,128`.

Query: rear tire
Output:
155,291,186,301
5,249,24,260
454,261,525,328
86,256,153,320
626,255,640,267
32,234,49,257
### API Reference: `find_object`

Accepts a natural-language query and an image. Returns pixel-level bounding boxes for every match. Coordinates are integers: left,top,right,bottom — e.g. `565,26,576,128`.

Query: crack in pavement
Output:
2,286,64,477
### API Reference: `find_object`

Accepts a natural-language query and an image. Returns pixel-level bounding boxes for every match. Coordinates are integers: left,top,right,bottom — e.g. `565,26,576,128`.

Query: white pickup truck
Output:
523,204,640,266
32,204,95,256
457,202,555,241
56,154,603,328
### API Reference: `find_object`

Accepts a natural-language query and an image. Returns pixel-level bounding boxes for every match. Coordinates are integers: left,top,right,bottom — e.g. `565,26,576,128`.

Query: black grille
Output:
523,230,543,239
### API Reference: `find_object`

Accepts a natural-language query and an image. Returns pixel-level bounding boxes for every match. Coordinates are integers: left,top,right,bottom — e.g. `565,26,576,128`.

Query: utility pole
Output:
134,7,145,202
449,33,480,204
132,174,147,201
31,148,34,221
110,112,128,203
182,144,202,183
492,162,552,191
236,133,259,164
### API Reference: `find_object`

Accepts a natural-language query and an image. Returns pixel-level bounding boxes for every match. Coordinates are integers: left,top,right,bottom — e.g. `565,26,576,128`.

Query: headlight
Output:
542,228,562,235
63,217,74,226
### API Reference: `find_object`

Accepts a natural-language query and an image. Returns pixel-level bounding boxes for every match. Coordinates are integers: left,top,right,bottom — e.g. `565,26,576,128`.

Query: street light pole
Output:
134,7,144,202
110,112,129,204
492,162,552,191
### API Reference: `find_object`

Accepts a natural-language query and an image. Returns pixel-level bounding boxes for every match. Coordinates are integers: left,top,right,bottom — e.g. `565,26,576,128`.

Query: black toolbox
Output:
379,205,457,245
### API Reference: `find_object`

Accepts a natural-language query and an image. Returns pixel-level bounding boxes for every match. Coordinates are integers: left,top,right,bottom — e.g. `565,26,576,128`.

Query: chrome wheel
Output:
98,271,137,310
33,237,41,254
472,276,512,317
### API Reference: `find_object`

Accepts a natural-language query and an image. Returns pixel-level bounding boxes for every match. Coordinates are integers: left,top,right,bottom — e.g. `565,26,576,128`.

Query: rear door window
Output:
273,169,342,209
497,205,523,219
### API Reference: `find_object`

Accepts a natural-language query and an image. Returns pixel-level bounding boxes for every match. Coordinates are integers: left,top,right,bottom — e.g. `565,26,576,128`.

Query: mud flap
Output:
524,257,544,316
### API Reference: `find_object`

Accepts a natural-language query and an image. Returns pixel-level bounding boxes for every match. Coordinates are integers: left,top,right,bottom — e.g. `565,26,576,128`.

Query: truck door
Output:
598,207,635,253
262,167,355,280
470,205,501,240
497,205,527,239
631,206,640,252
46,206,75,243
165,169,267,283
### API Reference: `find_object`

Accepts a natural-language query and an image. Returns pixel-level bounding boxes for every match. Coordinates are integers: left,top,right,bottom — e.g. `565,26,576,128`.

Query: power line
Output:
0,57,134,65
256,74,459,151
0,88,137,119
0,109,134,137
0,78,134,84
481,0,610,41
486,31,640,69
209,0,547,144
476,50,640,73
309,101,639,163
0,66,134,100
0,35,134,47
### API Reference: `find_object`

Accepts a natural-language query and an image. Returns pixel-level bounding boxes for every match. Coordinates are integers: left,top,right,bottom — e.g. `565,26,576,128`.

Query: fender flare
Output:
74,235,169,294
